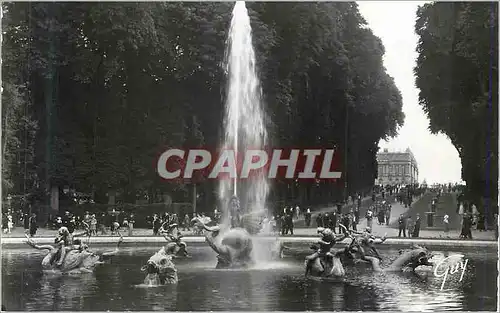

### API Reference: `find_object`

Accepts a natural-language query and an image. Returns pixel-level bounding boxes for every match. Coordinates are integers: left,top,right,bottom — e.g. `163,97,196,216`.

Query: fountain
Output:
195,1,280,268
219,1,268,218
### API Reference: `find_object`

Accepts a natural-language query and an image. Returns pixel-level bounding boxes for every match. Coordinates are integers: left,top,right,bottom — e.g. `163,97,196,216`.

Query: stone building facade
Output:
375,148,419,186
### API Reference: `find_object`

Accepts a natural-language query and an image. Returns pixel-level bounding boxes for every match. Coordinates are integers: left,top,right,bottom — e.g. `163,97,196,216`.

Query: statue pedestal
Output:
425,212,434,227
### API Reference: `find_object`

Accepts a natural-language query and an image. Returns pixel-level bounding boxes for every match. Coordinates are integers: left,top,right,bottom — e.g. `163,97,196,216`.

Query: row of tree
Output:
2,2,404,212
414,2,498,214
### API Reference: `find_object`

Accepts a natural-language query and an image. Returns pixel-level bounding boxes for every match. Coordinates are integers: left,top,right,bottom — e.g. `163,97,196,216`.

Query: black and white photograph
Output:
1,1,498,311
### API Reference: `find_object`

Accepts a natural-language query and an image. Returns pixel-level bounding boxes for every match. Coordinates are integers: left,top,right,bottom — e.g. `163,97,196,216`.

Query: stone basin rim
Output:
2,236,497,249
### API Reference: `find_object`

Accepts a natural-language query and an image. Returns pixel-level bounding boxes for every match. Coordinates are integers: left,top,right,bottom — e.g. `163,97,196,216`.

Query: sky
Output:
357,1,463,185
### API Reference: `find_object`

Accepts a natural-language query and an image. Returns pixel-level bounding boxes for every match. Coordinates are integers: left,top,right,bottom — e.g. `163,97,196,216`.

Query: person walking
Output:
99,213,107,235
68,216,78,234
354,207,360,225
128,214,135,236
163,213,170,225
327,211,334,233
84,211,91,226
458,201,465,215
152,214,161,236
366,208,374,229
443,214,450,233
412,214,421,237
351,212,358,231
28,213,38,237
407,215,414,237
464,213,473,239
120,216,129,235
377,208,385,225
477,213,485,231
286,210,294,235
398,214,406,237
460,213,473,239
23,212,30,234
342,214,350,233
7,213,13,234
171,213,179,225
321,213,330,232
2,214,9,234
281,214,287,235
305,209,312,227
316,213,323,228
183,213,191,231
90,214,97,236
336,214,342,233
336,202,343,215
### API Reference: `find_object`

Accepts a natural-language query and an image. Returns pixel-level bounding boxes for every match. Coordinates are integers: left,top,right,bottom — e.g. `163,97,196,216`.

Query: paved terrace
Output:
3,193,496,248
2,226,496,249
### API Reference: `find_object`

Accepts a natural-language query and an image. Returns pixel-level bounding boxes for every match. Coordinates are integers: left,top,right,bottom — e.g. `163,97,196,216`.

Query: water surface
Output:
2,246,496,311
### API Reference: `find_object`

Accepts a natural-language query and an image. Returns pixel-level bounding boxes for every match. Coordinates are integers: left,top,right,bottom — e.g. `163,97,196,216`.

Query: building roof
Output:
377,148,418,167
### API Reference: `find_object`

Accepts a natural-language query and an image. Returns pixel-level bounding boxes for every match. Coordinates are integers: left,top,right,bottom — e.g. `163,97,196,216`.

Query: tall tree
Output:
415,2,498,213
2,2,404,211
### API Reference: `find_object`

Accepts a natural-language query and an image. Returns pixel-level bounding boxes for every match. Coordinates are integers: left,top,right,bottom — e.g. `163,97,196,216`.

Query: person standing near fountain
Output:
28,213,38,237
305,209,312,227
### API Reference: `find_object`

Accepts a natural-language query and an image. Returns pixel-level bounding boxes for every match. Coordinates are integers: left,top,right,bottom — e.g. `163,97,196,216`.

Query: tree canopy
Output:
2,2,404,210
415,2,498,213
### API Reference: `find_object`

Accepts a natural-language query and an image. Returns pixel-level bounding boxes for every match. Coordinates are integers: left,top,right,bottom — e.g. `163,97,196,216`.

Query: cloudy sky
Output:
357,1,462,184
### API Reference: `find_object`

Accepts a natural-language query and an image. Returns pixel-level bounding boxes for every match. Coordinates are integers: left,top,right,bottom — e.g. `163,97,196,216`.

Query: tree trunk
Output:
50,185,59,215
192,183,197,214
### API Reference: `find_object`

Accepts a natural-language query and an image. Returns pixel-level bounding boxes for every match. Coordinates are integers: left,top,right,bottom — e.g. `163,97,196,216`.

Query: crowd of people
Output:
396,213,422,238
457,204,498,240
2,210,38,237
2,208,212,238
282,185,428,239
3,183,497,241
311,200,393,235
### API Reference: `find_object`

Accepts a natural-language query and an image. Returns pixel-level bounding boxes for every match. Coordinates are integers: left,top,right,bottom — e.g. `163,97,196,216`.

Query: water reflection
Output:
27,274,98,311
304,281,348,311
2,247,497,311
133,283,178,311
368,272,463,311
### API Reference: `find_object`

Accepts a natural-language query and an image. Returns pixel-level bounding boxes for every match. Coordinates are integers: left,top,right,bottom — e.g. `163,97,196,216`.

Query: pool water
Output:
1,245,497,311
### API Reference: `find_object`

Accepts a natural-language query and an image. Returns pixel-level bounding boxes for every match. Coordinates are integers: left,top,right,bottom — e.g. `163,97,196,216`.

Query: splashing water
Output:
218,1,273,263
219,1,268,218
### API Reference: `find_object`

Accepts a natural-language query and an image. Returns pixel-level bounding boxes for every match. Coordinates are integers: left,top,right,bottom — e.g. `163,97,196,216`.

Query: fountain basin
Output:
2,245,497,311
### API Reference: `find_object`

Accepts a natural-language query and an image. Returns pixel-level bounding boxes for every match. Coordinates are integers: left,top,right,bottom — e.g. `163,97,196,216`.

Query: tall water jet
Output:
219,1,269,222
212,1,279,266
